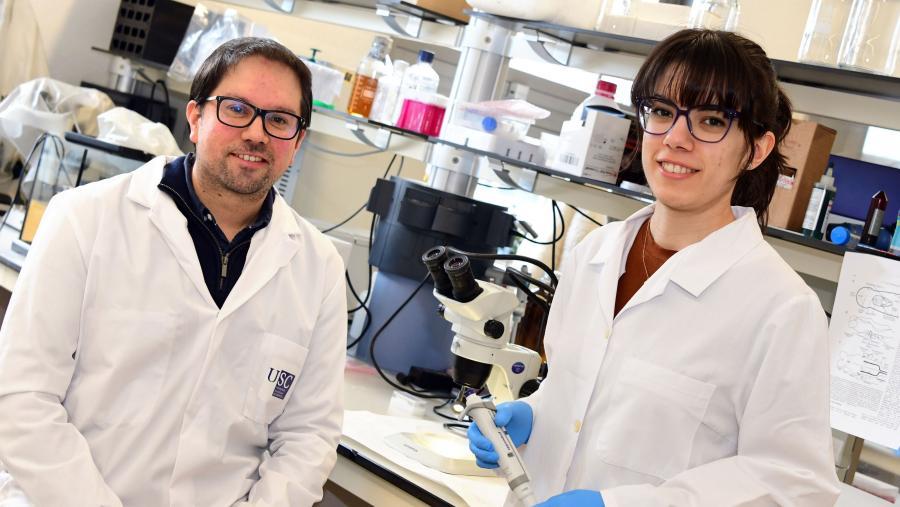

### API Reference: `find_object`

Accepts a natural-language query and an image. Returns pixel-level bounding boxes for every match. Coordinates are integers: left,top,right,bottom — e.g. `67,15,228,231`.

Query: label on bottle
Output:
348,75,379,118
817,199,834,237
866,208,885,237
802,187,826,231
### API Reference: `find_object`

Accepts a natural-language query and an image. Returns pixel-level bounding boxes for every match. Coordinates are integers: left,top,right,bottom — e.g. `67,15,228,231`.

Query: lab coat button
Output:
574,420,582,433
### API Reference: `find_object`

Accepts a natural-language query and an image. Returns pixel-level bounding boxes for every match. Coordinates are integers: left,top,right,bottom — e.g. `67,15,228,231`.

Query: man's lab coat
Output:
0,156,347,506
518,205,840,507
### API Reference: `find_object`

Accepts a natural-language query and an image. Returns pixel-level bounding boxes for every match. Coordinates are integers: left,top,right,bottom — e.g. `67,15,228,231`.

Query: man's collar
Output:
174,152,276,230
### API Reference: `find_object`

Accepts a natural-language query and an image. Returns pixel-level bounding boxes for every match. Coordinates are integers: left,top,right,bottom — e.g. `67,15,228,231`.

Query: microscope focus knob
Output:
519,378,542,398
483,320,505,339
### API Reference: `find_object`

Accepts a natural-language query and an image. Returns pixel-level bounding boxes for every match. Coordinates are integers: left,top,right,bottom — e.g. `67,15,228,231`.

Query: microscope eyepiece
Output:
421,247,454,297
444,255,484,303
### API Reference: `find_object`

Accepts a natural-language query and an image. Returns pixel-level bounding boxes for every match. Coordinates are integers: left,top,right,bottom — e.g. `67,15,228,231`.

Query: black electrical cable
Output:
432,398,464,421
446,247,559,288
320,154,397,234
506,266,555,295
550,200,566,272
156,79,171,127
567,203,604,227
320,203,367,234
512,230,563,246
369,274,449,399
345,270,372,350
345,155,404,312
347,214,377,313
507,269,553,313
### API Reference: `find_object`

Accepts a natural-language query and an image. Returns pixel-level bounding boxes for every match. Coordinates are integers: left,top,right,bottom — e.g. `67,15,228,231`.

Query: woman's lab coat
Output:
518,205,841,507
0,157,347,506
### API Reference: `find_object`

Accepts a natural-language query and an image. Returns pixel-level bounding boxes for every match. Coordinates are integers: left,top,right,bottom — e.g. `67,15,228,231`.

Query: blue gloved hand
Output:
536,490,605,506
466,400,533,469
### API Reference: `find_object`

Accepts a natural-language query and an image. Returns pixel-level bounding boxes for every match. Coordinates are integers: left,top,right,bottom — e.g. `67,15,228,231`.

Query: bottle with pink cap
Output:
571,79,625,122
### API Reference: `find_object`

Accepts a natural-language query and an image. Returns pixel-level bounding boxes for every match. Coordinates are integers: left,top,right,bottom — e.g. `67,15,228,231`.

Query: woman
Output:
469,29,840,506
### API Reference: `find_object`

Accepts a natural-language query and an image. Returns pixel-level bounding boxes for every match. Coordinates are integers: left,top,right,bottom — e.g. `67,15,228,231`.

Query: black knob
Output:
436,304,445,317
519,378,542,398
483,320,504,339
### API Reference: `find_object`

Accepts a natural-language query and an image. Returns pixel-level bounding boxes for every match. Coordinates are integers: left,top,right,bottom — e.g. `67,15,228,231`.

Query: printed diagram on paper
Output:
830,253,900,448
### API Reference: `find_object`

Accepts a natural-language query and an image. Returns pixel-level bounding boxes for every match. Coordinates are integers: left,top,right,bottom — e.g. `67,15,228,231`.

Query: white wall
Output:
27,0,119,87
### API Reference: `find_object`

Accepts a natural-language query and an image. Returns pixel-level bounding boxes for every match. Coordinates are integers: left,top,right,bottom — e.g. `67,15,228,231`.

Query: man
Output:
0,37,347,506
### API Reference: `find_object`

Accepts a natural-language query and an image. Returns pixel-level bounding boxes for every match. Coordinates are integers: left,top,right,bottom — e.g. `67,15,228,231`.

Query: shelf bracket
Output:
375,4,423,39
492,164,537,193
263,0,294,13
345,121,392,151
523,30,573,66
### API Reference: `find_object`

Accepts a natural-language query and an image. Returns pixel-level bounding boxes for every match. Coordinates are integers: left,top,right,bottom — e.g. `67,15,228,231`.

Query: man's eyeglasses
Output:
201,96,306,140
636,97,740,143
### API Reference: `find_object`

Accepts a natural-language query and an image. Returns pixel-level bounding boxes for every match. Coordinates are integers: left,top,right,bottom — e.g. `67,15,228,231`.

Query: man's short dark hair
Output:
190,37,313,131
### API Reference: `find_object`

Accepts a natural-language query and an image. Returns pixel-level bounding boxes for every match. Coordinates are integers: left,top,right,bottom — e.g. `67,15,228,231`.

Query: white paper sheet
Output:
830,252,900,448
342,410,509,506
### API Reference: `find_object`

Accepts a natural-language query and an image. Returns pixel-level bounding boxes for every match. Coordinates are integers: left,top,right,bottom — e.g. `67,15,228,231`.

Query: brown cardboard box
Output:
405,0,470,23
768,120,837,231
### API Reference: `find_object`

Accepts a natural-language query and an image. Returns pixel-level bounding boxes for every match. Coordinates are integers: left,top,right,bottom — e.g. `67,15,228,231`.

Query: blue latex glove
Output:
536,490,605,506
466,400,533,469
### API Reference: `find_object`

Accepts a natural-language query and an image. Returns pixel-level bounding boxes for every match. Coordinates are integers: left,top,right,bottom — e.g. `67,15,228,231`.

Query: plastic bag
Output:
304,59,345,109
0,78,113,159
459,99,551,121
167,4,273,83
97,107,183,157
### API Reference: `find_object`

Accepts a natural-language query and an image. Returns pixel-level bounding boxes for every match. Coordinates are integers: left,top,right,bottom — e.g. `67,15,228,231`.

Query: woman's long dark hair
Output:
630,29,793,227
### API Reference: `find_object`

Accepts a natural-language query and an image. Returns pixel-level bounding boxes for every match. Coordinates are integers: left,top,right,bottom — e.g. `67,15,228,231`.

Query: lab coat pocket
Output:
242,333,309,425
596,357,715,480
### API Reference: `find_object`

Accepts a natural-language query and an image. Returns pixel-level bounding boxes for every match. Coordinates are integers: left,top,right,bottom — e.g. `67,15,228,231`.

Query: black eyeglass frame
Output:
635,96,742,144
200,95,307,140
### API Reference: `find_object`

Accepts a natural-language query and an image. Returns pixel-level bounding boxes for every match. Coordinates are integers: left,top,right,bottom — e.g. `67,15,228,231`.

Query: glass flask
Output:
688,0,740,31
798,0,855,65
838,0,900,75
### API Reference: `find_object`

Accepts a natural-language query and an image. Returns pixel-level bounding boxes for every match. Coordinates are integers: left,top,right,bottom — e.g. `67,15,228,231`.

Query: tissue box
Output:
768,120,837,231
549,109,631,184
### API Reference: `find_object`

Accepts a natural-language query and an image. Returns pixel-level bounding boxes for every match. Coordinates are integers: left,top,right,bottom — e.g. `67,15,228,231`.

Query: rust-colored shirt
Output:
614,218,677,316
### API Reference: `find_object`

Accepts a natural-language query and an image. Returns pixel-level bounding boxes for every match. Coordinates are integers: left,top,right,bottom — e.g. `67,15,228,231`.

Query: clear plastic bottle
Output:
392,50,440,124
571,79,624,122
347,35,392,118
688,0,740,31
369,60,409,125
802,165,837,240
595,0,635,35
798,0,855,65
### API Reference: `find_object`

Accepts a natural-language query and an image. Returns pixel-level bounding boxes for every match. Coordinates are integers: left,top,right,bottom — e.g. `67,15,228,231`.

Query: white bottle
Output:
369,60,409,125
571,79,624,122
392,50,440,123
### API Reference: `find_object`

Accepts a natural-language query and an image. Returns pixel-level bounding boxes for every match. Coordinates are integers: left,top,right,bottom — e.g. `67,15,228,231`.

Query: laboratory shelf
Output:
309,0,468,26
289,0,464,47
309,106,854,282
467,10,900,101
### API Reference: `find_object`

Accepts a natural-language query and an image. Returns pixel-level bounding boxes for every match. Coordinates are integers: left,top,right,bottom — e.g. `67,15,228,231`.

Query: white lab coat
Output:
517,205,840,507
0,156,347,506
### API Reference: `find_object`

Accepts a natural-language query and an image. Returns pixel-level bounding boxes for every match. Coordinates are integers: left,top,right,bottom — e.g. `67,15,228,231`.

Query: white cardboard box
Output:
549,109,631,184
